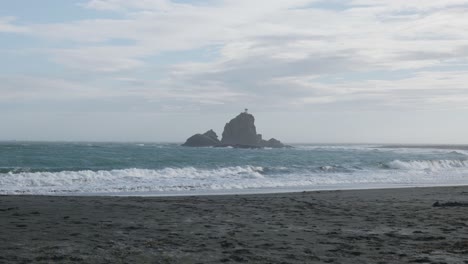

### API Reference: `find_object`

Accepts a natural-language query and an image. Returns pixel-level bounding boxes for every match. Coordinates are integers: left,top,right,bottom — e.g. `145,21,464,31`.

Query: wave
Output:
0,167,31,174
3,162,468,195
294,145,468,157
0,166,266,194
295,145,378,151
449,150,468,156
386,159,468,171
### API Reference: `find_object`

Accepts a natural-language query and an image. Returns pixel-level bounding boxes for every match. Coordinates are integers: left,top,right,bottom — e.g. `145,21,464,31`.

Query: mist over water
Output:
1,142,468,195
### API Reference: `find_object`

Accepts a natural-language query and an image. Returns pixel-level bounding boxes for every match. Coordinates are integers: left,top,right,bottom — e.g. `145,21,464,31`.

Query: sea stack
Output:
221,112,259,146
182,129,220,147
182,110,289,148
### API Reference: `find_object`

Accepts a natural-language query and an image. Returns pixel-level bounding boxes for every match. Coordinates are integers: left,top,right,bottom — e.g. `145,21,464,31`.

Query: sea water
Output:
1,142,468,196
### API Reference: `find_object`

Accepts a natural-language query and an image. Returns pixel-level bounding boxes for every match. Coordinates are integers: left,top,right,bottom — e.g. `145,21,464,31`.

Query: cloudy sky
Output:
1,0,468,143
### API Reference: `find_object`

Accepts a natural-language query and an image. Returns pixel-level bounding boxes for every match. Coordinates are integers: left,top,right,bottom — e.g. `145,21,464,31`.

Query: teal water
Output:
1,142,468,195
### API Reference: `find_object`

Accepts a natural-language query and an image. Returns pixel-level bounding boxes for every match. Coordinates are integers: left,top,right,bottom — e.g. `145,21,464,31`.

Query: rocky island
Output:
183,111,289,148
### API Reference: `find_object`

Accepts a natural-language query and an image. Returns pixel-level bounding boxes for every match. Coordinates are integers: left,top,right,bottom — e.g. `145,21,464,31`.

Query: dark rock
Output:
260,138,285,148
203,129,218,141
182,111,289,148
221,112,259,146
182,129,220,147
220,112,288,148
215,144,263,149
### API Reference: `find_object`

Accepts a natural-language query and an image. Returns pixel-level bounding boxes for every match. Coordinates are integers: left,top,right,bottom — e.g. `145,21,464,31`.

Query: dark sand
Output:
1,187,468,264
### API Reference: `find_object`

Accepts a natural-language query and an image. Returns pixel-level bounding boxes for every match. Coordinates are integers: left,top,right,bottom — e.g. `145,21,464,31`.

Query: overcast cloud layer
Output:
1,0,468,143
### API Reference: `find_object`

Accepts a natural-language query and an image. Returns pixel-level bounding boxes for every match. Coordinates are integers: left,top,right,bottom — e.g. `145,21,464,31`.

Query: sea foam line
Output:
2,163,468,195
386,159,468,171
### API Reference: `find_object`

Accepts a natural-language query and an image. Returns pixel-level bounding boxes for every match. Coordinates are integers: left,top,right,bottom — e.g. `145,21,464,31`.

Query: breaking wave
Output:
2,162,468,195
386,159,468,171
0,166,270,195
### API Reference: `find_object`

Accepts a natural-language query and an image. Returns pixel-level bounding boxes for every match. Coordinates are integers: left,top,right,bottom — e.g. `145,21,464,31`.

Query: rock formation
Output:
182,111,289,148
182,129,220,147
221,112,259,146
261,138,284,148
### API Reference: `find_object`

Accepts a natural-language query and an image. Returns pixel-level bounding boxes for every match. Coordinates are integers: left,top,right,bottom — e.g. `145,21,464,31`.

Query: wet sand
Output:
1,186,468,264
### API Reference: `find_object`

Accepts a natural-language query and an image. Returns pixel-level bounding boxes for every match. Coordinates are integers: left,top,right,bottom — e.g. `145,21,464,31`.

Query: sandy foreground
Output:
1,187,468,264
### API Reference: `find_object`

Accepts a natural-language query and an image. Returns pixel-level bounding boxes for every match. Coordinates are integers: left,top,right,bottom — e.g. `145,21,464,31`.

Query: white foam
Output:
387,159,468,171
2,164,468,195
295,145,468,156
450,150,468,156
0,166,264,194
319,166,335,171
295,145,378,151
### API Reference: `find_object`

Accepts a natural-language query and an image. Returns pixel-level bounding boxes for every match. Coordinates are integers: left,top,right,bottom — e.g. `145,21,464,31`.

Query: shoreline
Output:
1,185,468,263
3,183,468,197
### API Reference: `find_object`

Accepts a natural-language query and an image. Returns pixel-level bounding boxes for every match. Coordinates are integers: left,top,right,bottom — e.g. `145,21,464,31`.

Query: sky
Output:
1,0,468,143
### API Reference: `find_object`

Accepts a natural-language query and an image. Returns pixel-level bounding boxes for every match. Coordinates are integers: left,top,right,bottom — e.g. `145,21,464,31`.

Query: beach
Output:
1,186,468,263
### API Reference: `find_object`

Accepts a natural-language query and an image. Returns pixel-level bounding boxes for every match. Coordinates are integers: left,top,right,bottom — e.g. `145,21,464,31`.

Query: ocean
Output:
1,142,468,196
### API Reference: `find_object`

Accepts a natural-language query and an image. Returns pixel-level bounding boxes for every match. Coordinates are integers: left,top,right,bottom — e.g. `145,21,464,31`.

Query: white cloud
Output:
0,16,29,33
83,0,173,11
30,0,468,73
270,70,468,110
0,76,101,101
350,0,468,11
51,48,146,72
3,0,468,111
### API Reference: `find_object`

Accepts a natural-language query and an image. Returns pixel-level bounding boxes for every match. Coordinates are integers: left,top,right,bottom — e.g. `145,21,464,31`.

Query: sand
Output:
1,186,468,263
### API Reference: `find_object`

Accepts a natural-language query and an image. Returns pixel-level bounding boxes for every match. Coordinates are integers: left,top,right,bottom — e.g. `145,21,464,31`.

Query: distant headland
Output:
182,110,290,148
